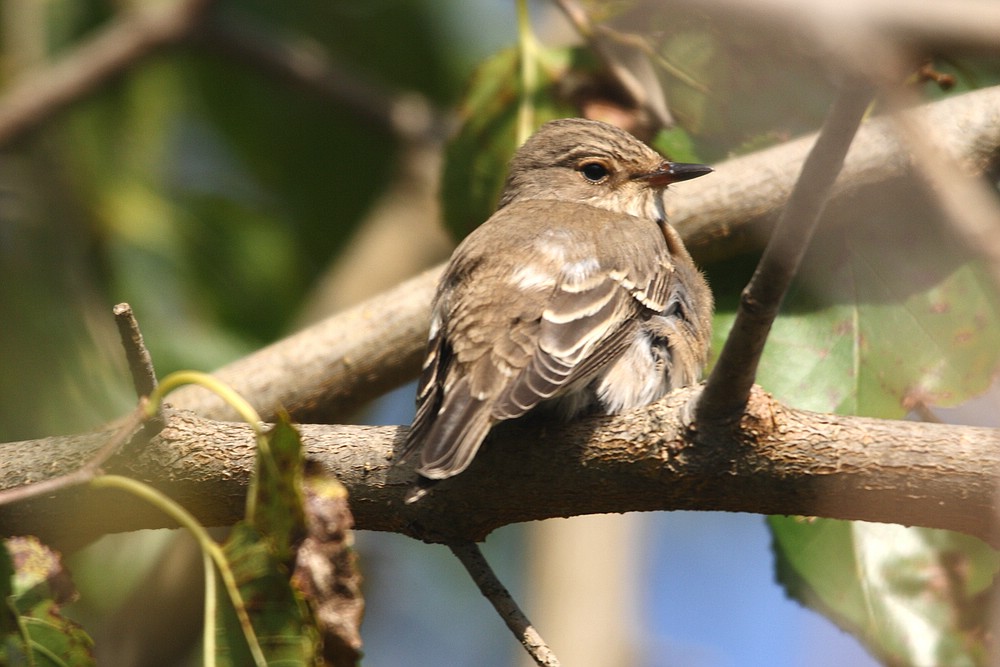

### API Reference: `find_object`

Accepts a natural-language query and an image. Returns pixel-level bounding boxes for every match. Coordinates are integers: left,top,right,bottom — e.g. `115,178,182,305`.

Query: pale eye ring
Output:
579,162,609,182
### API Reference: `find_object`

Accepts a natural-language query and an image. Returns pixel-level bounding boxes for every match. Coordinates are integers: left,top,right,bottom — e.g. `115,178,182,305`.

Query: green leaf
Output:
216,415,321,664
247,413,308,566
710,196,1000,417
772,518,997,666
441,45,578,239
651,126,702,164
216,524,318,667
2,537,95,667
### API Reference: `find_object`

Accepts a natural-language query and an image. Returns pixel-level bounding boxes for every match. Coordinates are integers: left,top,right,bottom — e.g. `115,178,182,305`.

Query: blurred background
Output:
2,0,999,665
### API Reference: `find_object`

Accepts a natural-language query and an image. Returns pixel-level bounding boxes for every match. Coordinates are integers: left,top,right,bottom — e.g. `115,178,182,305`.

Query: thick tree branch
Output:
167,265,441,422
1,386,996,549
164,87,1000,423
673,86,1000,261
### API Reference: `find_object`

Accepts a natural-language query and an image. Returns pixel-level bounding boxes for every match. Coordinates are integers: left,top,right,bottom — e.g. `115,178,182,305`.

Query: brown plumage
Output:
401,118,713,499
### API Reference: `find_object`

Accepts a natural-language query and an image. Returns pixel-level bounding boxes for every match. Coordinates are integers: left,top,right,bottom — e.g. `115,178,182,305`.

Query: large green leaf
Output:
710,185,1000,416
217,416,318,665
772,518,997,666
216,524,318,667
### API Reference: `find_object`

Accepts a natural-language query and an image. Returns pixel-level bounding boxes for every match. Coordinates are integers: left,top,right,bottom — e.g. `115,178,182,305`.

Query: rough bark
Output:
2,385,996,550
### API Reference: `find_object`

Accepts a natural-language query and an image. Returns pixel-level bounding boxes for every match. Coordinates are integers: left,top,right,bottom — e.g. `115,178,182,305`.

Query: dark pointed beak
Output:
634,161,713,186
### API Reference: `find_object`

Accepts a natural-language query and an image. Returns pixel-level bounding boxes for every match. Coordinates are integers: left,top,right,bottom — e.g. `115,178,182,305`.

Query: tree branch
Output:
2,386,997,550
449,542,561,667
673,86,1000,262
0,0,218,148
166,265,441,422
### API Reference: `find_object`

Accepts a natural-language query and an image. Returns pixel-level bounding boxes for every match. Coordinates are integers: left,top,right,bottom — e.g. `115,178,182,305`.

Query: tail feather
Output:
416,378,495,480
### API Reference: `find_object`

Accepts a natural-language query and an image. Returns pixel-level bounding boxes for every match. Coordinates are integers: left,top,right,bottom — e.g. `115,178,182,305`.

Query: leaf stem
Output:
90,475,268,667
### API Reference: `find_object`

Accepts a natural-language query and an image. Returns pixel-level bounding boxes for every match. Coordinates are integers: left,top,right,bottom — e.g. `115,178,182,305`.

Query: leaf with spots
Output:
709,181,1000,417
771,519,998,667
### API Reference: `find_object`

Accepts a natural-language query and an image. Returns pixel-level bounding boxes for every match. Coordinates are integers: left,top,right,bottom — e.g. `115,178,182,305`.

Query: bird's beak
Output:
635,161,713,186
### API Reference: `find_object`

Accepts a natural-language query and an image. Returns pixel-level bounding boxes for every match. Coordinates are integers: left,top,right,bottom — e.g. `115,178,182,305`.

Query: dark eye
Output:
579,162,609,182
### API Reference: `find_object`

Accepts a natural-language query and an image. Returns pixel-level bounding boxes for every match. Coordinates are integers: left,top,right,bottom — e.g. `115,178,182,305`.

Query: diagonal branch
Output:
1,386,998,550
449,542,560,667
697,83,874,423
0,0,218,148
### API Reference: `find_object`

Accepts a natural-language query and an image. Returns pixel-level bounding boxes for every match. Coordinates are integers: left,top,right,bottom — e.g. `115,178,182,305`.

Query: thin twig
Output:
113,302,157,398
192,14,446,144
448,542,561,667
697,83,875,423
0,0,217,148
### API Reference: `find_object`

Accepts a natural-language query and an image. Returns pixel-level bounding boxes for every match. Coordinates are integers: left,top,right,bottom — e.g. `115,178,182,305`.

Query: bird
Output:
400,118,714,502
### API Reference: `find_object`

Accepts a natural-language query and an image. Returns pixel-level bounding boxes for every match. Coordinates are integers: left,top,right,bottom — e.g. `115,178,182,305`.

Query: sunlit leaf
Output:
711,185,1000,417
772,518,997,666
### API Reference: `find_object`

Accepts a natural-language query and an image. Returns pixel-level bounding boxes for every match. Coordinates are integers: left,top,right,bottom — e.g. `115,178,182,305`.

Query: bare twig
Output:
113,303,157,398
0,0,217,148
449,542,561,667
697,84,875,423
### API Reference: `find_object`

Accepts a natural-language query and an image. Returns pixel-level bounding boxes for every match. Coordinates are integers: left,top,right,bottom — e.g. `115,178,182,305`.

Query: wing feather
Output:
404,200,677,479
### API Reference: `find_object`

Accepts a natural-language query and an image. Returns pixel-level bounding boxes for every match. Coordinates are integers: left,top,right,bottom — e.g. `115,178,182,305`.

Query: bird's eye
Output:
579,162,609,182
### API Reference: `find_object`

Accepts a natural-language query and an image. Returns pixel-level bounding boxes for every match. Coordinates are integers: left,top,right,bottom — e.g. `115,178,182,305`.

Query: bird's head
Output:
498,118,712,222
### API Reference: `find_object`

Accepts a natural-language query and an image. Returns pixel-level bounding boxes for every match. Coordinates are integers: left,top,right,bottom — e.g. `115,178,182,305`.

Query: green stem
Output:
516,0,539,145
146,371,264,437
145,370,276,521
90,475,268,667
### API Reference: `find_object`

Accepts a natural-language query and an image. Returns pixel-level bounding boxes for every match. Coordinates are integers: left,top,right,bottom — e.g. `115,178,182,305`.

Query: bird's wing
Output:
492,231,674,419
403,201,673,479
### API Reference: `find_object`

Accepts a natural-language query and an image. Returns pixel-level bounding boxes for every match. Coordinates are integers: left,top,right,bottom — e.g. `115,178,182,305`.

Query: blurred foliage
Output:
441,45,577,239
2,1,1000,665
0,536,95,665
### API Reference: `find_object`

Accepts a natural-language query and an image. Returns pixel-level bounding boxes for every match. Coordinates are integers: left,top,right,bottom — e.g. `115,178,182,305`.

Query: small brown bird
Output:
401,118,713,501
